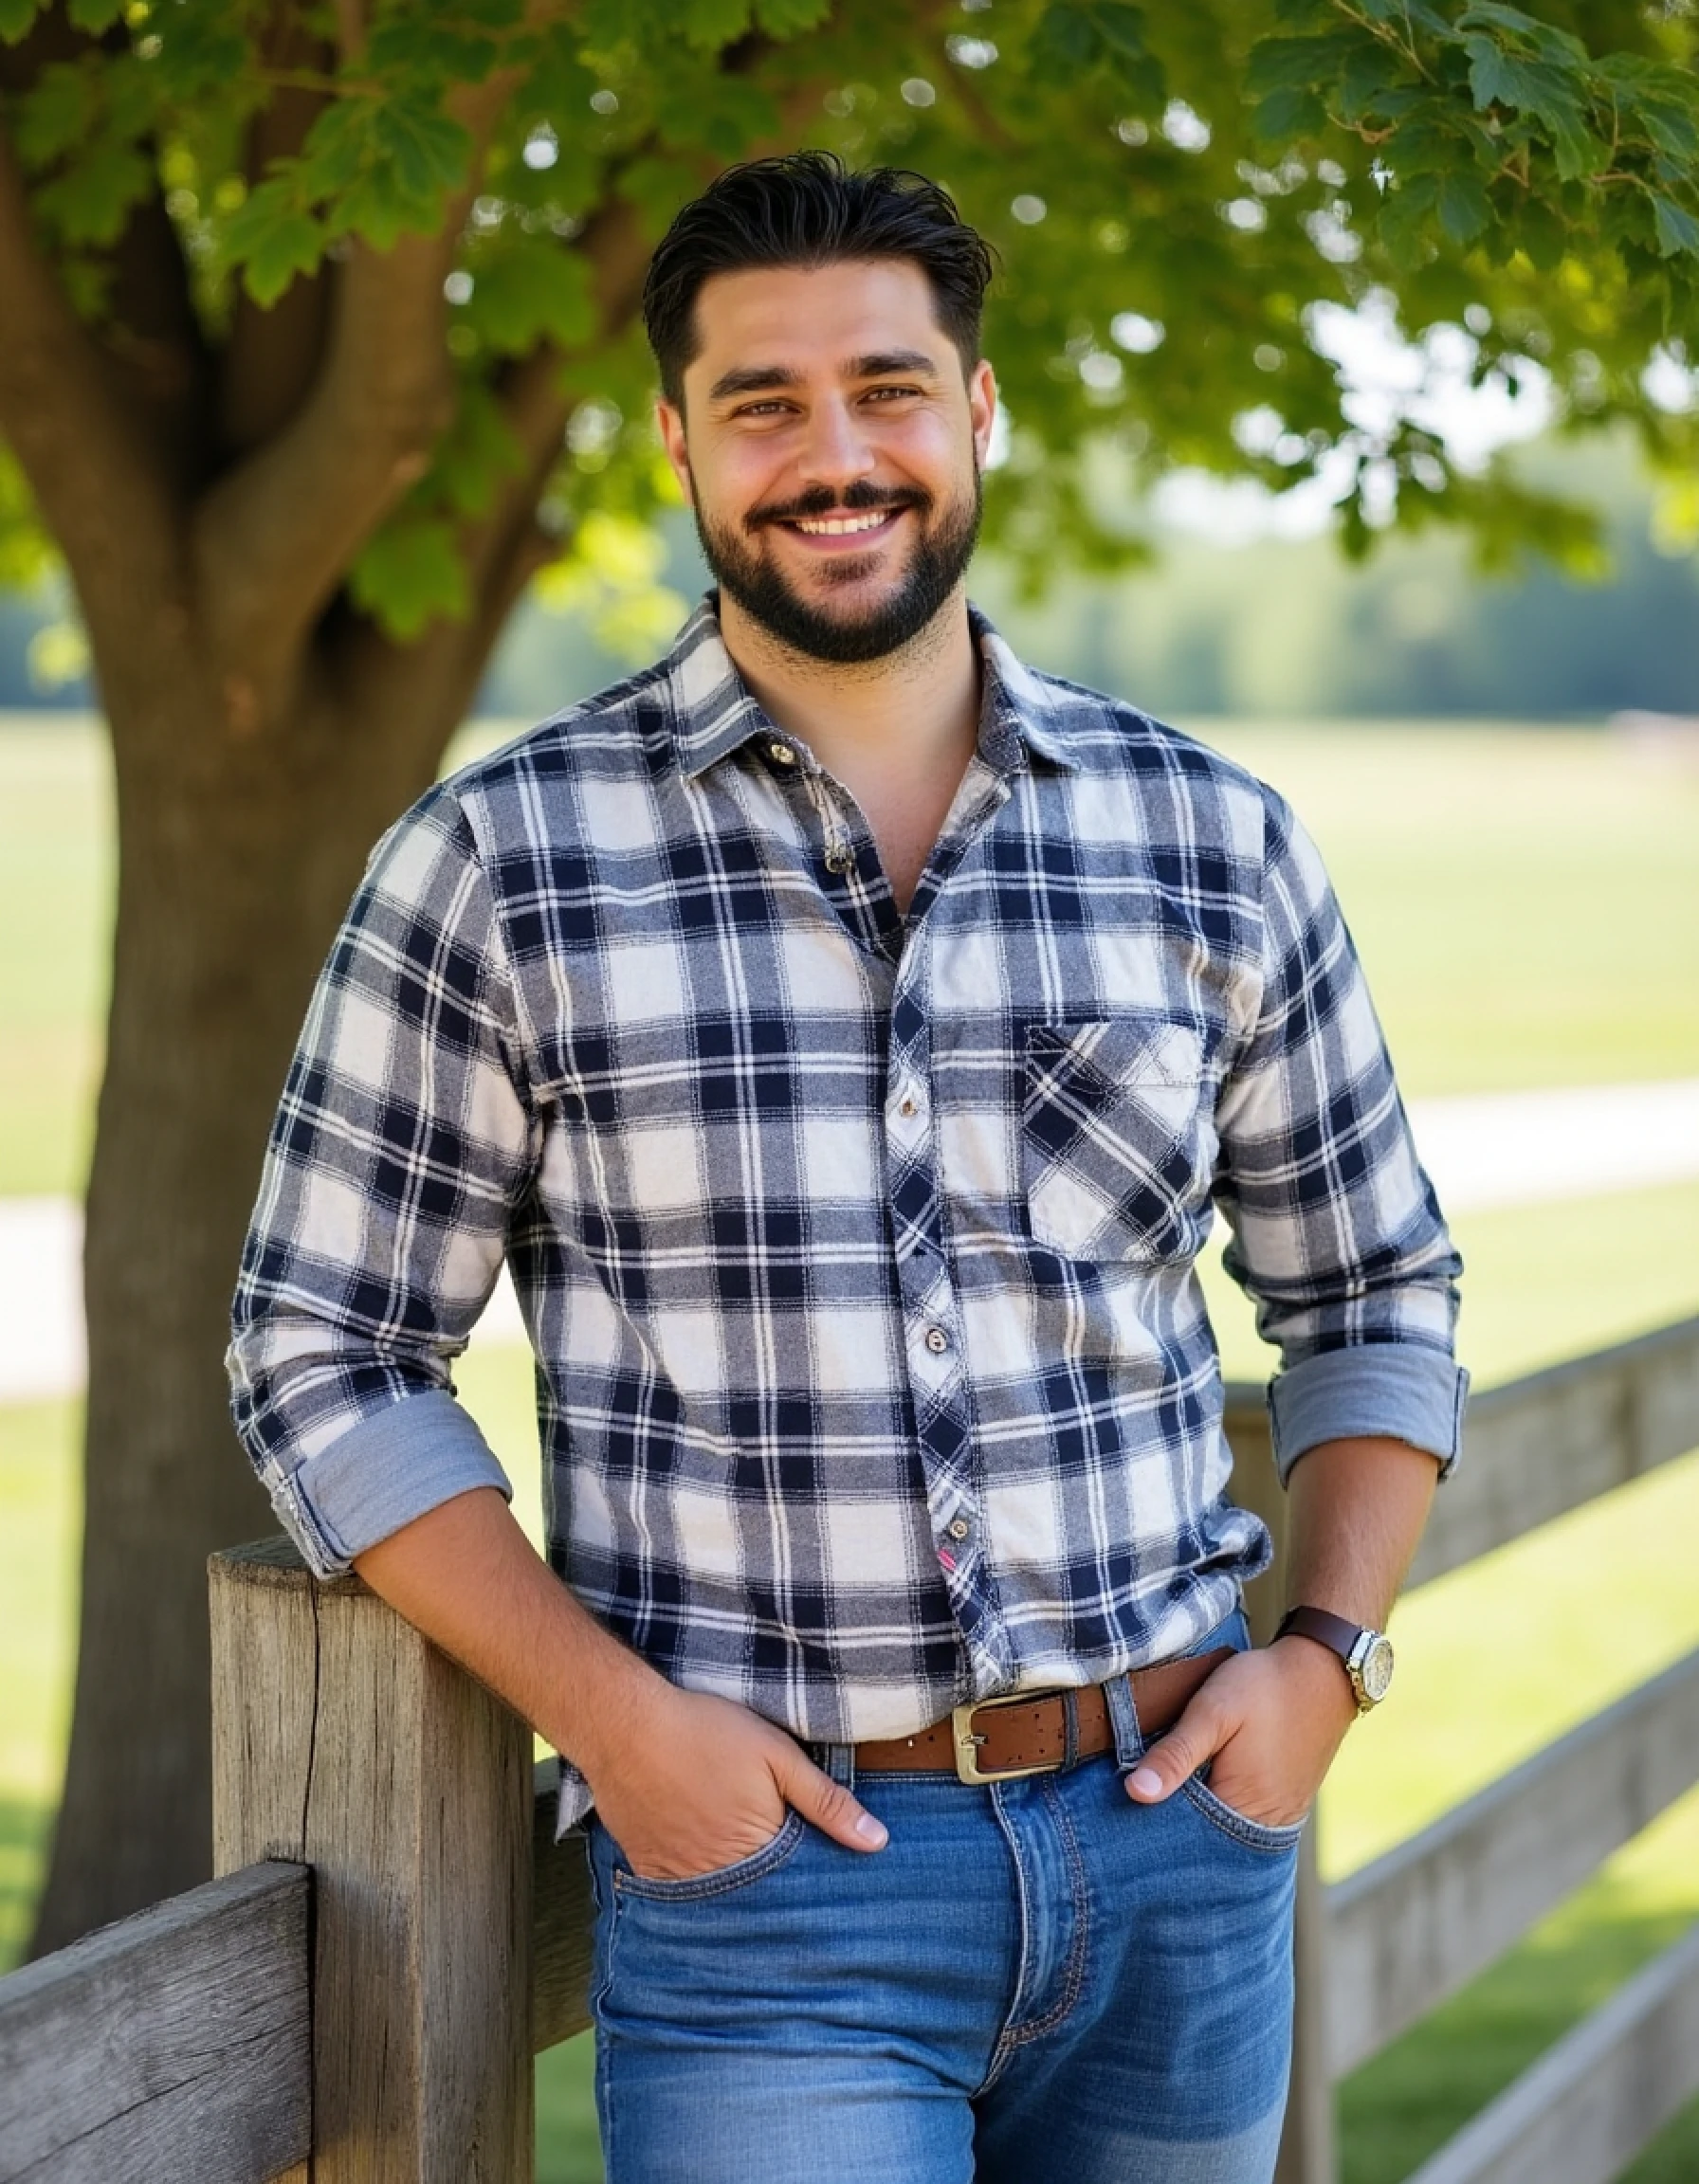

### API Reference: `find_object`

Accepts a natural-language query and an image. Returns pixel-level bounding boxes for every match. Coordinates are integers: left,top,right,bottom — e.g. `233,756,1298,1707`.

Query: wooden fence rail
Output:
1,1311,1696,2184
0,1861,309,2183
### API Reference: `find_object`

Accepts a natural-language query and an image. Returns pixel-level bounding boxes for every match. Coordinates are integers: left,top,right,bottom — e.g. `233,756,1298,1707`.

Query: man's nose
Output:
795,397,877,496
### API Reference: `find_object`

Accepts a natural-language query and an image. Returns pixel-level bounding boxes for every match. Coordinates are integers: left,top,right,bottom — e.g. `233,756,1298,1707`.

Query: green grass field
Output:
3,714,1698,2182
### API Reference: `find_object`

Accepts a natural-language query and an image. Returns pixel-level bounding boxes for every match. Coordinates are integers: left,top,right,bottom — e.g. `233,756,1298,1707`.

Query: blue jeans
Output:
584,1611,1300,2184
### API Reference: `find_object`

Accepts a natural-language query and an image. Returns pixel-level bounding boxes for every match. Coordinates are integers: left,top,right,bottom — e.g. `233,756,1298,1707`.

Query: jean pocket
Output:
1180,1774,1307,1854
1021,1018,1214,1265
608,1810,807,1902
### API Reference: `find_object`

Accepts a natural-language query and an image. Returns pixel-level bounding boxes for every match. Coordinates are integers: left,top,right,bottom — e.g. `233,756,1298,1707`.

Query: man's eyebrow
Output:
847,349,942,379
706,363,804,402
704,350,945,404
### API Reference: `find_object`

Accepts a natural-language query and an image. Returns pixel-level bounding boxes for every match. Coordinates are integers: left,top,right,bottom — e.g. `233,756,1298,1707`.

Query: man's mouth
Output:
788,510,899,537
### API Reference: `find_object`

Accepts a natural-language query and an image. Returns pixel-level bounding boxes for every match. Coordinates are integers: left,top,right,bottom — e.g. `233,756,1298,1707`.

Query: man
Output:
229,154,1465,2184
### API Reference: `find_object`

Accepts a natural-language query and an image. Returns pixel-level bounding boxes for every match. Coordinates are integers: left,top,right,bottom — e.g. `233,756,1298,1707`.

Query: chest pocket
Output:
1021,1019,1215,1265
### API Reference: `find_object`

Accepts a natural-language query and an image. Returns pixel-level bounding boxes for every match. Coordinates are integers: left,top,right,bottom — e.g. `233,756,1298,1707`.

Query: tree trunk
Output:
28,655,465,1956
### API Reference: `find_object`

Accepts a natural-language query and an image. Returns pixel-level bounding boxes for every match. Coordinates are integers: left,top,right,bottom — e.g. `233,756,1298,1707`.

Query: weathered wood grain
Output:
0,1860,309,2184
1399,1916,1699,2184
1327,1643,1699,2076
210,1538,535,2183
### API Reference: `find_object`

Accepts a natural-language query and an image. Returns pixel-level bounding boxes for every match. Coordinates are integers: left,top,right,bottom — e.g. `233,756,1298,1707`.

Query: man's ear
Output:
655,397,695,511
968,359,997,473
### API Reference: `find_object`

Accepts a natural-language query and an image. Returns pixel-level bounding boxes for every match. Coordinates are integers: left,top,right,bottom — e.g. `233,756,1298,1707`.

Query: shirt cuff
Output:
1267,1346,1469,1488
264,1389,513,1577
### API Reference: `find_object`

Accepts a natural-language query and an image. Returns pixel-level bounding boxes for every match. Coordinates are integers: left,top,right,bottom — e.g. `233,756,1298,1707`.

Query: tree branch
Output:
0,6,210,505
219,7,337,456
191,63,522,701
0,122,182,647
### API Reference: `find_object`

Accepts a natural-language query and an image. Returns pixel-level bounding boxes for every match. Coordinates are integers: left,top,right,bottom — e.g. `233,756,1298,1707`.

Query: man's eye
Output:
865,385,922,402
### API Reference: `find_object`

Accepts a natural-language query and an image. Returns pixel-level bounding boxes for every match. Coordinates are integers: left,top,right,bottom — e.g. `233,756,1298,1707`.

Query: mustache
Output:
744,482,931,532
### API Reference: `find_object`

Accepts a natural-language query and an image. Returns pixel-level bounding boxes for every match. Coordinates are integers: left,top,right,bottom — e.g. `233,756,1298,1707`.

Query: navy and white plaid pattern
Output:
230,599,1463,1821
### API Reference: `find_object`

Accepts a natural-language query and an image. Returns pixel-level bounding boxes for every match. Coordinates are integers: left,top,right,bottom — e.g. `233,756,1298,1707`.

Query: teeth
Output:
792,512,894,536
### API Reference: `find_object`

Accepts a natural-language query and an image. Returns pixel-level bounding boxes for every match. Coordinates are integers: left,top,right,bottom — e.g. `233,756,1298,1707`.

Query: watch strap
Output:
1276,1604,1366,1661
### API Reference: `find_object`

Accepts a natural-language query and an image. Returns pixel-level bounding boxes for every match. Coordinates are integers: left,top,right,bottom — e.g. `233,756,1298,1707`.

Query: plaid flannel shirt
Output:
229,598,1465,1829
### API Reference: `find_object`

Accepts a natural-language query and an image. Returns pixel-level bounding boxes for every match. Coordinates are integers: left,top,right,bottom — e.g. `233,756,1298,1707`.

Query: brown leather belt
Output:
854,1648,1234,1785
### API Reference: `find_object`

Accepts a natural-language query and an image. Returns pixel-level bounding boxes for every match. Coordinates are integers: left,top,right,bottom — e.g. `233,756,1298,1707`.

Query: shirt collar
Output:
666,593,1083,782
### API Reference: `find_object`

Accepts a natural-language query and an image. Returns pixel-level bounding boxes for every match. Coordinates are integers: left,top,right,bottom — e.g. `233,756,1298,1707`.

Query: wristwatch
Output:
1275,1605,1395,1715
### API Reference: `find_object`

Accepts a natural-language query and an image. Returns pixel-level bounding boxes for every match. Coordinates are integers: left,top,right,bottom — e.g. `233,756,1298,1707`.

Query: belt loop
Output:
1104,1670,1142,1772
821,1739,856,1793
1060,1688,1079,1773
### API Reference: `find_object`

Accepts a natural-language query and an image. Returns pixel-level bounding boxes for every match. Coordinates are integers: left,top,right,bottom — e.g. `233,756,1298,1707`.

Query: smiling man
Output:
229,155,1465,2184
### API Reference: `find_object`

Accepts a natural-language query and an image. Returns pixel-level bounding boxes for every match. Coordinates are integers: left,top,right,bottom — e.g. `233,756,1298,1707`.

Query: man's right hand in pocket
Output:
582,1680,889,1883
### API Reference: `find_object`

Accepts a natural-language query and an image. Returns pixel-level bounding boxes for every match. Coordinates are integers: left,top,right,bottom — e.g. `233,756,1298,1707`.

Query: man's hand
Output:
581,1680,888,1882
351,1488,891,1885
1123,1636,1358,1828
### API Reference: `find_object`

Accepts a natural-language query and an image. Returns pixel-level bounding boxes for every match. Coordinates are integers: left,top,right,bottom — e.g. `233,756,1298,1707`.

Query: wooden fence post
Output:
1227,1392,1339,2184
209,1537,535,2183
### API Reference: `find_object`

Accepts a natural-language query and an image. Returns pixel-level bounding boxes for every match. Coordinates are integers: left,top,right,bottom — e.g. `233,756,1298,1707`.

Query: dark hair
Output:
642,152,996,407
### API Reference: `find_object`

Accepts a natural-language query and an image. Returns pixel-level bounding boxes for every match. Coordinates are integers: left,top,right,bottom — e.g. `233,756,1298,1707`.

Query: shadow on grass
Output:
1342,1880,1699,2184
0,1792,52,1975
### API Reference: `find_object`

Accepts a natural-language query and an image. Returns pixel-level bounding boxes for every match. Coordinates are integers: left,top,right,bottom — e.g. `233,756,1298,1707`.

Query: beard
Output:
694,469,983,665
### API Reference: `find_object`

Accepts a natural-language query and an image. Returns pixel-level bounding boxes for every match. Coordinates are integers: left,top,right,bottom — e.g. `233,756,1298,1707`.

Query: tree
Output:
3,0,1694,1954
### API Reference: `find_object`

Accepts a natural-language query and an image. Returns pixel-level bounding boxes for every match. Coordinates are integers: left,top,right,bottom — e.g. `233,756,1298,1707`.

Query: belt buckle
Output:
951,1689,1067,1785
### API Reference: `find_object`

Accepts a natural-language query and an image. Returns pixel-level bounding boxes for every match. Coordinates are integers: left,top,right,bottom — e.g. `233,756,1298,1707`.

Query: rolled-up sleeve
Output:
1213,790,1467,1485
228,787,537,1574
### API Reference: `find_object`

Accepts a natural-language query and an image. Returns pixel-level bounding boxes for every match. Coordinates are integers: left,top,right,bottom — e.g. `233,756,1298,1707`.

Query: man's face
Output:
657,259,996,664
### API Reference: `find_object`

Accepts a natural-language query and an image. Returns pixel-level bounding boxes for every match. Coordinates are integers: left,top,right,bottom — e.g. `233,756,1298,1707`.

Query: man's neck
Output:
718,589,980,792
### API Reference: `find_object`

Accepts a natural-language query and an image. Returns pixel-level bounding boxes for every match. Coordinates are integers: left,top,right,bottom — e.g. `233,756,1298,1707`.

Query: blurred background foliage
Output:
11,421,1696,720
3,0,1698,653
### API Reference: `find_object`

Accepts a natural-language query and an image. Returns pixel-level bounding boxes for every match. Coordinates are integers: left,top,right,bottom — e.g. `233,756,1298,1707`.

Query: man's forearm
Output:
1283,1432,1441,1629
351,1486,665,1775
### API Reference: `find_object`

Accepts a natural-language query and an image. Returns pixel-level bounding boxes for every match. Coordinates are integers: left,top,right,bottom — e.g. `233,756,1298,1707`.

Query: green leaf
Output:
1030,4,1097,82
680,0,751,49
300,99,375,197
32,137,151,246
1253,85,1327,140
1378,170,1439,271
1651,193,1699,262
366,22,502,84
1513,194,1566,270
1457,2,1588,70
1462,41,1599,180
325,172,423,250
464,245,595,354
13,64,93,170
65,0,123,27
1436,169,1489,246
1090,2,1149,64
0,0,44,43
1244,34,1354,99
753,0,830,29
431,385,525,518
372,97,472,209
225,179,325,304
348,514,470,639
153,10,253,97
1597,58,1699,165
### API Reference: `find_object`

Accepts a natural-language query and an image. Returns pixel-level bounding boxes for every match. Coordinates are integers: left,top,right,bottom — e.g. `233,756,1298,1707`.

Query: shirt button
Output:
824,845,853,875
947,1517,971,1541
924,1326,950,1355
768,741,797,768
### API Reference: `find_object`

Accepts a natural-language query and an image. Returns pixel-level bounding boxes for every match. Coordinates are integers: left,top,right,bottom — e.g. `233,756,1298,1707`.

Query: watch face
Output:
1359,1634,1395,1703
